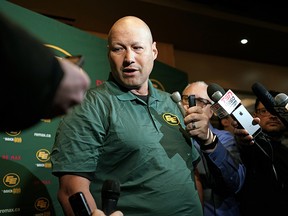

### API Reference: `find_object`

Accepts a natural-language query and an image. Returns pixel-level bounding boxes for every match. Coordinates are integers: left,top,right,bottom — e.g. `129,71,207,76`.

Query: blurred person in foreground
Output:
51,16,204,216
182,81,245,216
234,90,288,216
0,12,90,131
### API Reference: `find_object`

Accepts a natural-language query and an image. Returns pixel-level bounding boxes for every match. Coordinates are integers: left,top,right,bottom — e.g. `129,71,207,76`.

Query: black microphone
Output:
171,91,186,117
101,179,120,216
251,82,277,115
207,83,261,138
251,82,288,127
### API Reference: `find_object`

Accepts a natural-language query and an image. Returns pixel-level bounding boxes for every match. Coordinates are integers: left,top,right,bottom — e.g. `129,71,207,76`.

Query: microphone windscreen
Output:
171,91,182,103
101,179,120,215
207,83,225,102
275,93,288,106
101,179,120,199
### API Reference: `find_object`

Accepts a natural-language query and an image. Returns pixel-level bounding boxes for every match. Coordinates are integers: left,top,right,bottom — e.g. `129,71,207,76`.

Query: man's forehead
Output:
184,86,208,99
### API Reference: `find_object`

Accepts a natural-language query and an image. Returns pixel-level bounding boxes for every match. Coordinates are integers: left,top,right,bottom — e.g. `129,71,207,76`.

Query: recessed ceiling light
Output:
240,39,248,45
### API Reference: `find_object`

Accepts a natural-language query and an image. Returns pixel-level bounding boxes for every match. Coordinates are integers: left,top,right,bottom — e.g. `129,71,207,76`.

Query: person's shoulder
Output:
87,81,110,94
153,88,173,99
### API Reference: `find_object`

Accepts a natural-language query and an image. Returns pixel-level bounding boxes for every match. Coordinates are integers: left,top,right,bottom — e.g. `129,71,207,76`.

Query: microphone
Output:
251,82,277,115
275,93,288,108
207,83,227,118
101,179,120,216
274,93,288,123
171,91,186,117
207,83,261,138
251,82,288,127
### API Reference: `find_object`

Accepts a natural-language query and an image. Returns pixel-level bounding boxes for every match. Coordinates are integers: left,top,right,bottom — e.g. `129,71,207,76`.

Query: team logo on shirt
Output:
162,113,180,126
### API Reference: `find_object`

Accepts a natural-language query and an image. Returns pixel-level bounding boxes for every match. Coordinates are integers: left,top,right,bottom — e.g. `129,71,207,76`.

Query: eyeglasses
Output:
182,95,212,108
256,108,271,117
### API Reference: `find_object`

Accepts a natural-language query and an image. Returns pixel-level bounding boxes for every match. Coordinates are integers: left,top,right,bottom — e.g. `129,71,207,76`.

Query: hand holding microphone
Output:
207,83,261,139
171,91,215,149
69,179,121,216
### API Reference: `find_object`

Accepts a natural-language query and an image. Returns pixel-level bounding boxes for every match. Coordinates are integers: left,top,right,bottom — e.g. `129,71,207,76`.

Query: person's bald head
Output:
107,16,158,94
108,16,153,46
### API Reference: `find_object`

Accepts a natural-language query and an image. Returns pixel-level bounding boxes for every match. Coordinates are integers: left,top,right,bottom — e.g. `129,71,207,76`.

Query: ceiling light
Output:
240,39,248,45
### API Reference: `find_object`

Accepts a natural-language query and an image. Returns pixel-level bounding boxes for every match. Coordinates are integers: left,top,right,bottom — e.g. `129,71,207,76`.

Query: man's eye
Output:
133,46,143,51
112,47,123,52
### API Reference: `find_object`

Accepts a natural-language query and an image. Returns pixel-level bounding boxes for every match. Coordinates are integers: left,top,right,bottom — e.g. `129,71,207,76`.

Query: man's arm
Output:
58,175,96,215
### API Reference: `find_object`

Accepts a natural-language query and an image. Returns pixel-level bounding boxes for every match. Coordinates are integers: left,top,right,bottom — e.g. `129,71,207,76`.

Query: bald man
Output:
51,16,203,216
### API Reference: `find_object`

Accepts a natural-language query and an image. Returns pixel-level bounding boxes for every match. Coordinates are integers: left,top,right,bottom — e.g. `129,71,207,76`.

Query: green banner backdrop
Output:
0,1,188,215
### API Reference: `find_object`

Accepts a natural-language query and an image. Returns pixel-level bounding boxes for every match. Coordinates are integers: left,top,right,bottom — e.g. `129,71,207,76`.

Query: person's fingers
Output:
91,209,124,216
51,58,90,117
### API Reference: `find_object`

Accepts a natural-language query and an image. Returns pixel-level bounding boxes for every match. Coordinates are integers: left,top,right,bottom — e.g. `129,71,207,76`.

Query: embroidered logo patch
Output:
162,113,180,126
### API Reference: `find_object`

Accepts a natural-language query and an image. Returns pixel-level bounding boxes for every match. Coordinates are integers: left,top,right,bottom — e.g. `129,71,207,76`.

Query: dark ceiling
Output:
8,0,288,67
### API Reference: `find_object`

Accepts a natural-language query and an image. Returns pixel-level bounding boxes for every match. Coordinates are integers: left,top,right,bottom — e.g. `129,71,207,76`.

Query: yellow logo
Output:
35,197,50,211
36,149,50,162
3,173,20,187
5,131,21,136
162,113,180,126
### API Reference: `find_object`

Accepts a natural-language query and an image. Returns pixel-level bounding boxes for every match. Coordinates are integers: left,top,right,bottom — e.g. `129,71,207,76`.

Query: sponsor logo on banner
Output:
2,173,21,194
34,197,50,212
35,149,51,168
3,131,22,143
33,133,52,138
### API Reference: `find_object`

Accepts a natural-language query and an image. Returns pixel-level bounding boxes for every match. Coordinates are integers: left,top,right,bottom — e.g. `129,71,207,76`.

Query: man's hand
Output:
184,106,212,144
92,209,123,216
232,117,260,145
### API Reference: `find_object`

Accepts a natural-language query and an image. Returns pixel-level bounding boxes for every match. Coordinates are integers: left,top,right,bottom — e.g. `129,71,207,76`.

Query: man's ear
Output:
152,42,158,60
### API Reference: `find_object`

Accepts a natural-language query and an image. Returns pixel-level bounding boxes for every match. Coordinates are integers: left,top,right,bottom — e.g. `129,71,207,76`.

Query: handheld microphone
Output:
207,83,261,138
251,82,288,127
275,93,288,108
274,93,288,124
171,91,186,117
207,83,227,118
101,179,120,216
251,82,277,115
